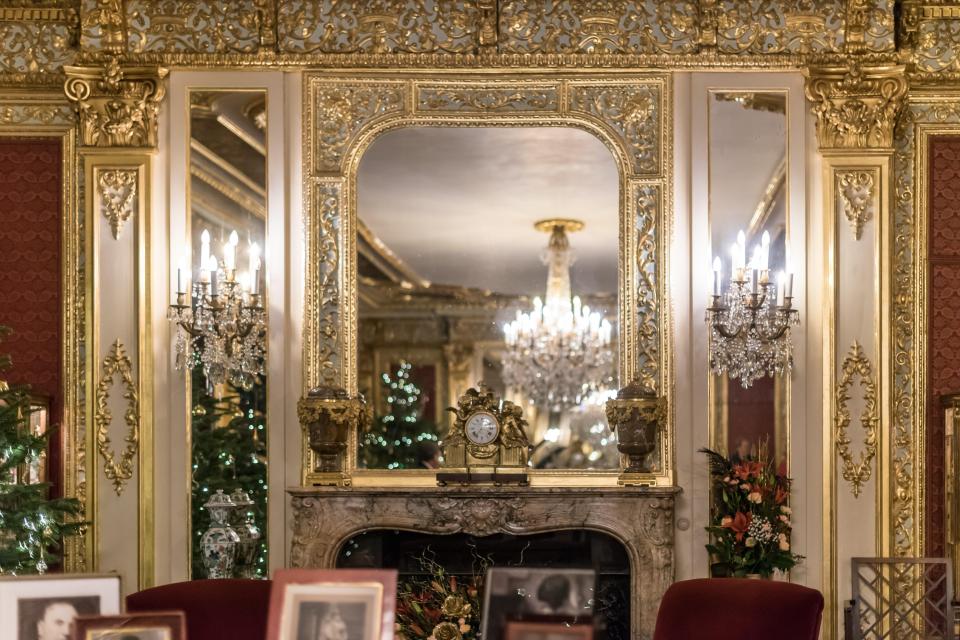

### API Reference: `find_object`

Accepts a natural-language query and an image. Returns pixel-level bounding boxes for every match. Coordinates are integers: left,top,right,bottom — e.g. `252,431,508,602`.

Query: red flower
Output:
722,511,752,541
775,486,789,504
733,461,764,481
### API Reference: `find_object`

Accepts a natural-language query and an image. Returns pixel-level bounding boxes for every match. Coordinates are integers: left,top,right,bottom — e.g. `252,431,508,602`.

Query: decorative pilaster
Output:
64,57,164,594
805,61,906,640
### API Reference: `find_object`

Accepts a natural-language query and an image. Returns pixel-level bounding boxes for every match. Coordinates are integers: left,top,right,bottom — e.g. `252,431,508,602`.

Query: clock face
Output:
465,411,499,445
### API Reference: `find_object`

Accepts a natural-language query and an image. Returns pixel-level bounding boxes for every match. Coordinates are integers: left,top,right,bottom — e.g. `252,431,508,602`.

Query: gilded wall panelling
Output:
86,155,154,592
94,338,139,495
302,73,672,488
0,6,77,85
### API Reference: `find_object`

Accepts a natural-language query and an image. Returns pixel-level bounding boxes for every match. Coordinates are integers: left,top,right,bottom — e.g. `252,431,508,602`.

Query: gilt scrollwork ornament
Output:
570,84,660,174
94,340,139,496
298,386,369,484
127,0,265,54
97,168,137,240
311,83,403,173
418,86,559,112
80,0,126,55
803,63,907,150
635,184,660,389
834,341,879,498
837,169,875,240
64,57,168,148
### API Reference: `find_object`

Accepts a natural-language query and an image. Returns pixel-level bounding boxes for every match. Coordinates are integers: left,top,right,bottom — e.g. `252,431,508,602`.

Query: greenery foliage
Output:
360,361,437,469
701,447,802,578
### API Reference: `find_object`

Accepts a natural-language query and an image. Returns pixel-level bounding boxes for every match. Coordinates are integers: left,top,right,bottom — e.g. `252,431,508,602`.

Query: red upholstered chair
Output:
127,579,272,640
653,578,824,640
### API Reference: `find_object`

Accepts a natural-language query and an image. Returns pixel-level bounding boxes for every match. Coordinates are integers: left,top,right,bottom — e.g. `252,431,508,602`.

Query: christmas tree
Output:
190,367,268,578
360,361,437,469
0,326,84,574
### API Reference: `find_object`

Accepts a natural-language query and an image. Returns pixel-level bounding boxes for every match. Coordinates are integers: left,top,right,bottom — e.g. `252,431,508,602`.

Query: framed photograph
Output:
504,621,594,640
71,611,186,640
481,568,595,640
0,574,121,640
267,568,397,640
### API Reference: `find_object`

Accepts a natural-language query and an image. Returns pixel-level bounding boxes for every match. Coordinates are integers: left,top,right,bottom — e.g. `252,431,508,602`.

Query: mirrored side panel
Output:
186,89,268,578
355,127,621,471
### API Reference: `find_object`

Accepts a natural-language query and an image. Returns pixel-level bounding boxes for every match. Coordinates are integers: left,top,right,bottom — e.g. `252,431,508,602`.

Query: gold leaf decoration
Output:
837,169,875,240
95,339,139,496
835,341,879,498
97,168,137,240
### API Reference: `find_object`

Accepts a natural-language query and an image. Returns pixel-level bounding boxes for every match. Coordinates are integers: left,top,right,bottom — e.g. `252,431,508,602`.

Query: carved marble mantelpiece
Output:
289,485,679,640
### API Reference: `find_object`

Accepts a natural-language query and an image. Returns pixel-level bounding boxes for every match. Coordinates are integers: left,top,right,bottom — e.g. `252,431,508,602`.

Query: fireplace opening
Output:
336,528,631,639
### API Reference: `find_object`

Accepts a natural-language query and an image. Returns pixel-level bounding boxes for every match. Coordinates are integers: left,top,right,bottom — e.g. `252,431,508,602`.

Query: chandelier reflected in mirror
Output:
706,230,799,387
502,219,614,411
167,229,266,390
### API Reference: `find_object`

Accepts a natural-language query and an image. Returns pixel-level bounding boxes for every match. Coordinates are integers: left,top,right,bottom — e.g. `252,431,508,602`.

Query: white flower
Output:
780,506,792,515
745,537,757,548
779,514,790,524
778,533,790,551
747,491,763,504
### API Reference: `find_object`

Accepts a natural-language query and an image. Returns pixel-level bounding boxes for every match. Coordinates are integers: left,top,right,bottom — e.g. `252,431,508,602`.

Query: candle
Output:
176,266,183,294
712,256,722,296
200,229,210,269
224,230,239,271
750,269,758,294
208,256,218,295
249,242,261,276
251,266,260,295
785,272,794,299
760,230,770,270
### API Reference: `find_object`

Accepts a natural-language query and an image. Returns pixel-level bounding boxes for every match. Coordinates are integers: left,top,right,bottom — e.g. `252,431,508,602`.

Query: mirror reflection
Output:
356,127,620,471
709,91,789,473
188,90,268,578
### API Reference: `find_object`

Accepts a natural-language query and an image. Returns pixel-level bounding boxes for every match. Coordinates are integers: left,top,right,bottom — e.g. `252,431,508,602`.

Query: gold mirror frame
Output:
301,72,673,487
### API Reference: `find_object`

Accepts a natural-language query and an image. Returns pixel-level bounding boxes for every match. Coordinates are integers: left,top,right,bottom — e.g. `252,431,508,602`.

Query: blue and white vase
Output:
200,490,240,579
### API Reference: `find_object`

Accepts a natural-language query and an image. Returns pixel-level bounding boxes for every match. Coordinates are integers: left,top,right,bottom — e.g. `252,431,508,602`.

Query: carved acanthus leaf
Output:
97,168,137,240
837,170,875,240
835,341,879,498
94,339,139,496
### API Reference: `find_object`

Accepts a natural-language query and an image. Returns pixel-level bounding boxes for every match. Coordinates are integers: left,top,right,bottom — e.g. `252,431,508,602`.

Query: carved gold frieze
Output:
0,101,74,126
804,63,907,150
837,169,875,240
80,0,125,55
126,0,266,54
0,7,76,85
312,82,403,174
835,341,879,498
63,57,167,148
278,0,485,54
95,339,139,496
97,168,137,240
634,183,660,389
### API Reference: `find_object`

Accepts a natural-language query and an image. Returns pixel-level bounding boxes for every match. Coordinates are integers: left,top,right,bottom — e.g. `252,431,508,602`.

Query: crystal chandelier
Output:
168,229,266,390
502,219,614,411
706,230,799,387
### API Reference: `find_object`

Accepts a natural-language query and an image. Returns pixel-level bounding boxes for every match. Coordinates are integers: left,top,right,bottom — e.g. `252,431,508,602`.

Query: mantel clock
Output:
438,384,530,485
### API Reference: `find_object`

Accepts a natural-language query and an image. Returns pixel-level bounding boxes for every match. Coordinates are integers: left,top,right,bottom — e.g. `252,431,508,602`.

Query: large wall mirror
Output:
708,90,790,473
356,127,621,471
186,89,268,578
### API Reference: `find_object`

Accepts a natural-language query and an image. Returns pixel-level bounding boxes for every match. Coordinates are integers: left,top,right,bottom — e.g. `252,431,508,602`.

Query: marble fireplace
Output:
289,486,679,639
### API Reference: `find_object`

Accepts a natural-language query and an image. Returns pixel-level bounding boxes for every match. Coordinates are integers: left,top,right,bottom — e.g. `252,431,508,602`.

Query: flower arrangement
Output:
701,447,802,578
396,555,485,640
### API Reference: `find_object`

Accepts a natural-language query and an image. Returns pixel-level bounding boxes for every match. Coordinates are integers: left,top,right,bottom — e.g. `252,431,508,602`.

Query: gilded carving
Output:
311,82,404,174
635,184,659,389
716,0,843,54
417,86,559,112
81,0,126,54
835,341,879,498
94,339,139,496
911,13,960,75
97,168,137,240
313,181,342,387
837,169,875,240
127,0,264,53
804,63,907,150
277,0,483,54
498,0,699,55
63,58,168,148
570,83,661,175
0,103,74,126
410,496,526,537
0,10,77,83
844,0,895,53
299,386,368,483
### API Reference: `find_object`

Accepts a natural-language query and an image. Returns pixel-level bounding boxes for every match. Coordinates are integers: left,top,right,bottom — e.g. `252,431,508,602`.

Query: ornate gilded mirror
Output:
186,89,268,578
708,90,790,472
356,127,620,471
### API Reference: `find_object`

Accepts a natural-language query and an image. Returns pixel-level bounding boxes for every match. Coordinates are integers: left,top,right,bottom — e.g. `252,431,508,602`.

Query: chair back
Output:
653,578,824,640
126,578,272,640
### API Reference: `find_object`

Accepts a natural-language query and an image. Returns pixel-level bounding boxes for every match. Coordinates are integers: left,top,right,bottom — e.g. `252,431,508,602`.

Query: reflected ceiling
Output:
357,127,619,297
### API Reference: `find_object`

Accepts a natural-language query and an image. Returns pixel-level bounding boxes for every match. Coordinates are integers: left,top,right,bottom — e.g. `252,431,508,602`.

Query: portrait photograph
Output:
72,611,185,640
481,568,596,640
0,575,121,640
267,568,398,640
504,621,594,640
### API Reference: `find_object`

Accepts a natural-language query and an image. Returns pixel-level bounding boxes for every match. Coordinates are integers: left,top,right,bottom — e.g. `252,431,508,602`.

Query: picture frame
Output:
71,611,186,640
481,568,596,640
0,574,122,640
267,568,397,640
504,621,594,640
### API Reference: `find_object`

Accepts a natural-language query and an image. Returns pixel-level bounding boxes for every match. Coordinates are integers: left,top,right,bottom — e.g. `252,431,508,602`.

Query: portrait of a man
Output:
17,596,99,640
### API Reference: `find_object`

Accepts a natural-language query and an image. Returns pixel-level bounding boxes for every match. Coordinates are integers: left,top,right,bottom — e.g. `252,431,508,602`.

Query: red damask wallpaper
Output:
0,139,63,492
926,136,960,556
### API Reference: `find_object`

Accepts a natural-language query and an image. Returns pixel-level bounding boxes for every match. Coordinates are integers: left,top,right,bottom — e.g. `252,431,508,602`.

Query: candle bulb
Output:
249,242,261,276
200,229,210,269
712,256,722,296
208,256,218,296
786,272,794,300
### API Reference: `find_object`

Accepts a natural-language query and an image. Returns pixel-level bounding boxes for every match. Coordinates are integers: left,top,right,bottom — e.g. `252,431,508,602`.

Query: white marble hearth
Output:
289,486,680,639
